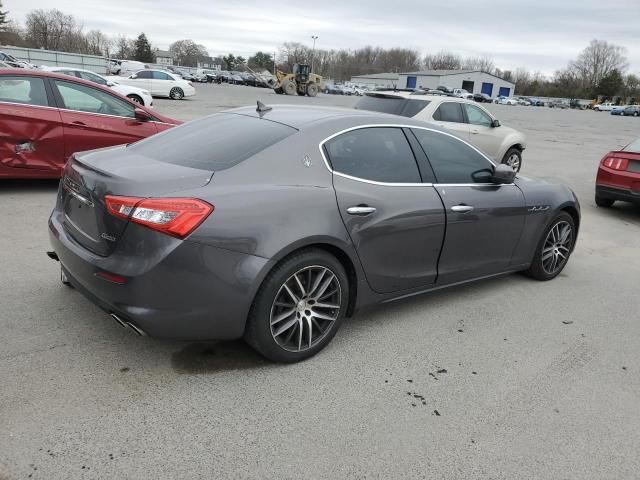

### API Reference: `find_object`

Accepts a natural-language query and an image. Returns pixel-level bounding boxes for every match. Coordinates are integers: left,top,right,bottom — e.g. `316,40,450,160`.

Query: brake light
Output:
104,196,213,238
601,156,629,171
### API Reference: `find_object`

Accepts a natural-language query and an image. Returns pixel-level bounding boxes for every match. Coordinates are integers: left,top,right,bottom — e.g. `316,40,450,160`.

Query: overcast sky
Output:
5,0,640,76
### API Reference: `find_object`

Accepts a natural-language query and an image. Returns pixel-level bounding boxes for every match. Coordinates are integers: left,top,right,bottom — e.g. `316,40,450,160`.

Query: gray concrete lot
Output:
1,83,639,480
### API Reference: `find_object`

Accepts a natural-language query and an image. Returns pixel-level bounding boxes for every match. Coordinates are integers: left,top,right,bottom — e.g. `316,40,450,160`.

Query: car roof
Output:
225,104,448,132
363,91,476,105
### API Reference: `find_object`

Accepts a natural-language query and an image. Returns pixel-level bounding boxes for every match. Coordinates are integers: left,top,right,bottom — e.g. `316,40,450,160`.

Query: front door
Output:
324,126,445,293
0,75,65,174
411,127,525,284
50,78,157,160
462,103,501,159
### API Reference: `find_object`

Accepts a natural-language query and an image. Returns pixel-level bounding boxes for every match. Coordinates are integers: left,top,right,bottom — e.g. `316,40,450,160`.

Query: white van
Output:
109,59,149,76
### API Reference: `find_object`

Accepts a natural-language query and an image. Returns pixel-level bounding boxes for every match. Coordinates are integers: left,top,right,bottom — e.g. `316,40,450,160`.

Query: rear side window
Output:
152,71,171,80
355,95,430,117
433,102,464,123
0,76,48,106
325,127,421,183
128,113,297,171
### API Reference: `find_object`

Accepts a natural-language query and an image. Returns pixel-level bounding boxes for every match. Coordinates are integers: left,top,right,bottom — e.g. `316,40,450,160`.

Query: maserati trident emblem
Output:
302,155,312,168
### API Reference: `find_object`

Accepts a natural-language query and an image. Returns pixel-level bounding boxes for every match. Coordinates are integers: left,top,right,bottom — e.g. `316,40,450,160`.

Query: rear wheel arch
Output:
249,241,360,328
560,205,580,243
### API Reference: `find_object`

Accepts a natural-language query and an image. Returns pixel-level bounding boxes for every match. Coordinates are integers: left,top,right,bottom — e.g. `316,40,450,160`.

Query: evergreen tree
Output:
0,1,9,31
133,33,154,63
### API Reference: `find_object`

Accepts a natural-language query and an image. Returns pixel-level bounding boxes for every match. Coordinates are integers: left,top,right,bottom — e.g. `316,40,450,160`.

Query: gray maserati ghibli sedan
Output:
48,104,580,362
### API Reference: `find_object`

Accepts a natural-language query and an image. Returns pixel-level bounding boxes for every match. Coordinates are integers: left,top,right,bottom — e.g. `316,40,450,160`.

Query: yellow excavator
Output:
270,64,323,97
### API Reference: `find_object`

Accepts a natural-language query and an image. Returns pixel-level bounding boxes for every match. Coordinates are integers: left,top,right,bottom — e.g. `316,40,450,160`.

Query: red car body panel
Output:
0,69,181,179
596,148,640,204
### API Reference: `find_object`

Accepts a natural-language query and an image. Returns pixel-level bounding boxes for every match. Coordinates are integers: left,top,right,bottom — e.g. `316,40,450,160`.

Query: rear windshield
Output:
128,113,297,171
355,94,430,117
623,138,640,153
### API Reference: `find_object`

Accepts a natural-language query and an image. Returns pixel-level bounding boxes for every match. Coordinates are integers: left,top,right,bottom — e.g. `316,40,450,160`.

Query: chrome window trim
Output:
318,123,500,187
0,99,56,110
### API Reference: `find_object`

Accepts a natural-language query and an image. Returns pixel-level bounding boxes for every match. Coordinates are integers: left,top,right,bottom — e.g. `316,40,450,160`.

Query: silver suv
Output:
355,91,527,171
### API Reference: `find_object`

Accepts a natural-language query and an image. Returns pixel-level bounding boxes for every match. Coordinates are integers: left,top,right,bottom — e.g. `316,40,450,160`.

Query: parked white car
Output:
453,88,473,99
40,66,153,107
593,102,616,112
494,96,518,105
108,69,195,100
355,91,527,171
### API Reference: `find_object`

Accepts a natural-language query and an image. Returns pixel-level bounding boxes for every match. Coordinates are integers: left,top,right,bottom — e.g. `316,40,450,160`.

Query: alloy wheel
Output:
541,220,572,275
506,153,521,171
270,266,341,352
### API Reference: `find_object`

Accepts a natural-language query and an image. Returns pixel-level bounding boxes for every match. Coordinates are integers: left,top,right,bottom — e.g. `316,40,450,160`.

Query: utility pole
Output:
273,51,277,75
311,35,318,73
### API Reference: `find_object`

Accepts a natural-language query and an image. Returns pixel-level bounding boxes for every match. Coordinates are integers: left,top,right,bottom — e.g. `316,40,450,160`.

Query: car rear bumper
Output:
48,209,269,340
596,185,640,203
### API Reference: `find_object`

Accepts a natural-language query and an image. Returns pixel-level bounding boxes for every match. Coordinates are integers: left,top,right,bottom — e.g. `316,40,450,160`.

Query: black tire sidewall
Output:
127,95,142,105
245,249,349,363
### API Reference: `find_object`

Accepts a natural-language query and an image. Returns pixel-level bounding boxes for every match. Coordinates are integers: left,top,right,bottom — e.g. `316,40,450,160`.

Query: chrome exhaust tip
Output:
110,313,146,336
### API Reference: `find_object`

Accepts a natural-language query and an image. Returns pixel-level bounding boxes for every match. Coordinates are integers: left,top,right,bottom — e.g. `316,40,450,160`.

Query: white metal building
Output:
349,73,399,88
398,70,516,97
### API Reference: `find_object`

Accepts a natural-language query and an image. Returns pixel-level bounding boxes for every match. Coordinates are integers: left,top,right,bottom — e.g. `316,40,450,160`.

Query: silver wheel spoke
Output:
283,284,299,303
313,273,335,300
308,269,326,296
311,310,337,322
293,274,306,297
314,302,340,309
273,317,298,337
270,308,295,326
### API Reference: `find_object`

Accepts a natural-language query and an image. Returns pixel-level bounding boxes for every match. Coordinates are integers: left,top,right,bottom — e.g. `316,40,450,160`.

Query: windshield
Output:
355,94,430,117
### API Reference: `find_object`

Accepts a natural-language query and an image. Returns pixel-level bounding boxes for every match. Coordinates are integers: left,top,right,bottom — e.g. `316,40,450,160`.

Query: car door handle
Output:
451,205,474,213
470,129,480,134
71,121,88,127
347,206,377,216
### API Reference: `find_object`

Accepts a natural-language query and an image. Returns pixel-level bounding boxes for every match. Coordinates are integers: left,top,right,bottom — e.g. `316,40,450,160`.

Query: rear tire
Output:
282,80,296,96
244,249,349,363
524,212,575,281
595,194,615,208
169,87,184,100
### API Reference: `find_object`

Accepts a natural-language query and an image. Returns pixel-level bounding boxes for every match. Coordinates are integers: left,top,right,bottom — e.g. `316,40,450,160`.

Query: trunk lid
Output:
61,145,212,256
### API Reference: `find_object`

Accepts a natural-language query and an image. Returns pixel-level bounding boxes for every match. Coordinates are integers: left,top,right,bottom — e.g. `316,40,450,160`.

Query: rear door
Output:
0,75,65,175
430,101,471,140
50,78,158,160
325,126,445,293
411,127,525,284
462,103,500,159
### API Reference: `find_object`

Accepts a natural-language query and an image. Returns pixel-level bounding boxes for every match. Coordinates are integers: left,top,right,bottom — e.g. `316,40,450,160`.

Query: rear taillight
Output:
601,156,629,171
104,196,213,238
188,81,193,87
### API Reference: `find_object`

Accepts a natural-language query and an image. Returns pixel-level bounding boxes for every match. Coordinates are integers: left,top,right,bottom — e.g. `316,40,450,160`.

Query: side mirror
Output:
491,119,501,128
106,80,115,87
491,164,516,184
134,108,151,122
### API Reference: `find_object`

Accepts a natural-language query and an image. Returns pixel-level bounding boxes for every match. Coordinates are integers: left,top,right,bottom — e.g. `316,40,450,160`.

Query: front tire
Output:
169,87,184,100
127,94,143,105
282,80,297,96
306,82,318,97
502,147,522,172
524,212,575,281
244,249,349,363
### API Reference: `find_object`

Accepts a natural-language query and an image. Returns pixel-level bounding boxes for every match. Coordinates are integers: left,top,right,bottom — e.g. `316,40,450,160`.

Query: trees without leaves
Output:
170,39,208,67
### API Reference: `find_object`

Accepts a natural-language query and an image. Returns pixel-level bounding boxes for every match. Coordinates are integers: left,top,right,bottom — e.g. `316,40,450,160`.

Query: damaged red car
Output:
0,69,180,179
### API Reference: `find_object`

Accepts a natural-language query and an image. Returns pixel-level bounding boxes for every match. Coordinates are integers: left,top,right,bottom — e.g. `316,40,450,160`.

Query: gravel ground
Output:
1,84,639,480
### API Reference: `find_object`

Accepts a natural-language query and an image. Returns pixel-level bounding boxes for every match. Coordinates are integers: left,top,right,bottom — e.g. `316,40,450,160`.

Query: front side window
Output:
0,76,49,106
412,128,494,184
133,71,152,79
432,102,464,123
463,104,493,127
325,127,421,183
54,80,134,118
